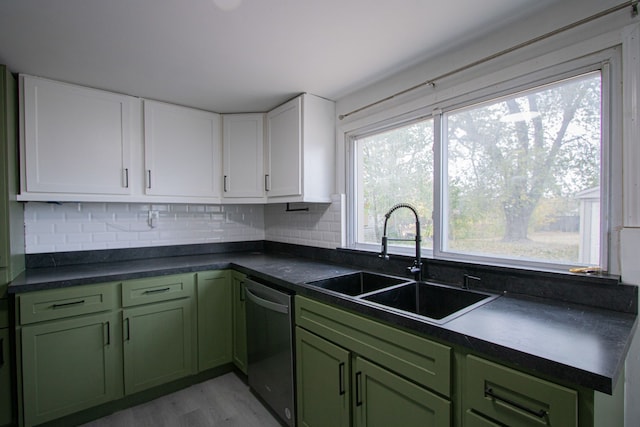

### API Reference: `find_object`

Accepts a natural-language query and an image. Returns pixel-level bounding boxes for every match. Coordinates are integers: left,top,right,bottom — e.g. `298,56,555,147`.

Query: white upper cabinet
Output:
18,76,334,205
265,94,335,203
19,75,133,199
143,100,221,201
222,114,265,201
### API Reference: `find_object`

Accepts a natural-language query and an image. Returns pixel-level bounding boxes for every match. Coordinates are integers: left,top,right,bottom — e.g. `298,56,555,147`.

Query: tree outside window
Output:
443,71,601,265
353,71,603,267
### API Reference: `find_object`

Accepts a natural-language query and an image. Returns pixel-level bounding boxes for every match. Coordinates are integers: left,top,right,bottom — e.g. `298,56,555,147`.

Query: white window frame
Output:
346,46,622,273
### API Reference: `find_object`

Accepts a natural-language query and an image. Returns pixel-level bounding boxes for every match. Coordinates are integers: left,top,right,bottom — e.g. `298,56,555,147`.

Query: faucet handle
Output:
463,274,481,289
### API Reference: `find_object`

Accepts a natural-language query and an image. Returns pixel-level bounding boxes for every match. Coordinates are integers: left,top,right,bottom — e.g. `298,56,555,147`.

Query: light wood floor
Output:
80,373,283,427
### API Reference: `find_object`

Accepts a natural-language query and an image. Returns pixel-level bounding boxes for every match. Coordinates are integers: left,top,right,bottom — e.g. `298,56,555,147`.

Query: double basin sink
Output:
305,271,500,324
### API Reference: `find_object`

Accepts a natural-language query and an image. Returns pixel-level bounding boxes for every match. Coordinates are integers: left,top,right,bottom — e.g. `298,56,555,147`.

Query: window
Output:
349,61,612,270
353,118,434,252
442,72,602,266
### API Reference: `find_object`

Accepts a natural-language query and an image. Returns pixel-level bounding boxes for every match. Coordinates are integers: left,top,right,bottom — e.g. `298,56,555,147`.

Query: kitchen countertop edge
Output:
8,251,637,395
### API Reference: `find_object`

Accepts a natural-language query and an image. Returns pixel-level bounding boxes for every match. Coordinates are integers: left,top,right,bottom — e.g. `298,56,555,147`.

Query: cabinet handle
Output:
224,175,228,192
143,287,171,295
264,174,270,192
338,362,345,395
52,299,85,309
146,170,152,189
124,318,130,341
355,372,362,406
104,321,111,346
123,168,129,188
239,282,245,301
0,338,4,366
484,387,548,419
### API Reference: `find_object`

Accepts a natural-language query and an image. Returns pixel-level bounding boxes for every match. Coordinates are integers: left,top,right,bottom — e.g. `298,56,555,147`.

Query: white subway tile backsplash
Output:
23,196,343,254
26,222,55,234
81,223,108,233
24,202,267,253
264,195,343,249
54,223,82,234
37,233,66,246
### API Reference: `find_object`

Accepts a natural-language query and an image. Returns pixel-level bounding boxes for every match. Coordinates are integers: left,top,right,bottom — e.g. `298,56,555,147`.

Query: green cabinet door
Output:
123,298,194,395
231,271,247,374
21,312,121,427
196,270,232,371
296,327,351,427
353,356,451,427
0,327,12,427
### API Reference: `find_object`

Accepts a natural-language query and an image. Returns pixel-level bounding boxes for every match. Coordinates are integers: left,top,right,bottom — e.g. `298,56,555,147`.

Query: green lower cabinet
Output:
296,325,451,427
0,327,12,427
21,311,121,427
196,270,232,371
296,327,351,427
464,409,503,426
464,355,577,427
231,271,247,374
123,298,194,395
354,356,451,427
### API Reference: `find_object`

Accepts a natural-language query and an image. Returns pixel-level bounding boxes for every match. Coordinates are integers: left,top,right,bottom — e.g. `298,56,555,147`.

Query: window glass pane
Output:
355,119,434,250
444,72,602,265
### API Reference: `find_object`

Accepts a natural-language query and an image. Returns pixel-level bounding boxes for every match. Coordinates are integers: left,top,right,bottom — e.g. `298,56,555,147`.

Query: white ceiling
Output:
0,0,561,113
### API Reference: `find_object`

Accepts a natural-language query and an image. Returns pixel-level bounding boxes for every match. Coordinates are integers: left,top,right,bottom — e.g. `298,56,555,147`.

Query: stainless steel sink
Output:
361,281,500,324
305,271,410,296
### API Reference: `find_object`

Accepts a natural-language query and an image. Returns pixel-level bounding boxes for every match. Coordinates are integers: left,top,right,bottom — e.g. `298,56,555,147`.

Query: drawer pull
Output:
143,287,171,295
52,299,85,309
355,372,362,406
338,362,345,395
484,387,548,419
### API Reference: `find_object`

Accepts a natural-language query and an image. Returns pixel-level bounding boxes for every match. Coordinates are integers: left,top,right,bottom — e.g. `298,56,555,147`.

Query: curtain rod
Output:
339,0,638,120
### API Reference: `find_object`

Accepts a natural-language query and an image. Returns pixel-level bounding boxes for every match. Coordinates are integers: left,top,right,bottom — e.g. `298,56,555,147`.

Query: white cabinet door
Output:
266,96,302,198
266,94,335,203
21,75,132,196
144,100,221,200
222,114,265,200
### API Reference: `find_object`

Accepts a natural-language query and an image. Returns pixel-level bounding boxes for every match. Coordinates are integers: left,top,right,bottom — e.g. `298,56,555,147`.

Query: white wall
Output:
333,0,640,424
621,228,640,426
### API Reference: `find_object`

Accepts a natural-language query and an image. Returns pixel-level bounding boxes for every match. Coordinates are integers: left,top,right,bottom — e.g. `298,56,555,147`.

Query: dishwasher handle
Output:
244,287,289,314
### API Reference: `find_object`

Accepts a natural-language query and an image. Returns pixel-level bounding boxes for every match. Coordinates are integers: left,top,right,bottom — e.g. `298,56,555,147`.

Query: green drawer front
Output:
0,298,8,328
19,283,117,325
295,296,451,397
465,355,577,427
122,273,195,307
464,409,503,426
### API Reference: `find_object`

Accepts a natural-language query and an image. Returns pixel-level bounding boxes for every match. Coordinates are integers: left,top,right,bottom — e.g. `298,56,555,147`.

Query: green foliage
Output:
446,72,601,251
357,71,601,264
358,120,434,245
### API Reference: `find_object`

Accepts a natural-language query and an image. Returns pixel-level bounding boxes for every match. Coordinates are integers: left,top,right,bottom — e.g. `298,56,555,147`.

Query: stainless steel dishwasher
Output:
244,277,295,426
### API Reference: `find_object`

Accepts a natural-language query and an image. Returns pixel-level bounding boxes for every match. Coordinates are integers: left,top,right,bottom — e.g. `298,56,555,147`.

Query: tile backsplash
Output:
24,202,265,253
264,194,344,249
23,195,344,253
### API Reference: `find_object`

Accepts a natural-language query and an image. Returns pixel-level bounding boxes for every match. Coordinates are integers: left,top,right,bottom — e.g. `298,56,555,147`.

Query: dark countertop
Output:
8,251,637,395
